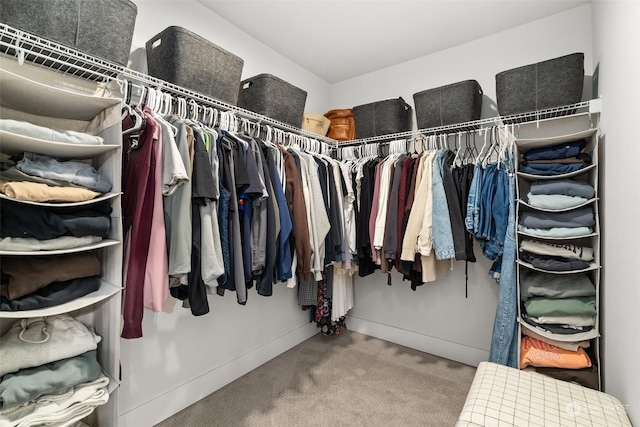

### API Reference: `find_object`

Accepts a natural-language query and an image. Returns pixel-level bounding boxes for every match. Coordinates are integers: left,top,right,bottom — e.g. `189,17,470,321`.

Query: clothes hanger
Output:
150,88,161,113
482,126,501,167
202,107,211,127
219,111,229,131
468,131,480,163
475,127,489,164
122,82,145,137
453,132,463,166
121,79,132,120
188,99,199,122
149,90,178,136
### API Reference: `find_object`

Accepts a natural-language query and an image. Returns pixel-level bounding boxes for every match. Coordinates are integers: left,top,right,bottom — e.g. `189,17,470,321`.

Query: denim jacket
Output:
431,151,455,260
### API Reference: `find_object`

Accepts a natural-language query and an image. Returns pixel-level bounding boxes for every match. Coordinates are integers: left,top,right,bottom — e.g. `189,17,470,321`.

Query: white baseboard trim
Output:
347,316,489,367
119,322,319,427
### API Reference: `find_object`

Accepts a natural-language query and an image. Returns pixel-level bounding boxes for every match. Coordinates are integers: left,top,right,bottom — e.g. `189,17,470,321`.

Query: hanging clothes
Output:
121,107,158,339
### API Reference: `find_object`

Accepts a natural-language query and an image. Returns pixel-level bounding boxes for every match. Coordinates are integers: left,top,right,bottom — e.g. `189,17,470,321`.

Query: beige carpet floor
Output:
155,330,476,427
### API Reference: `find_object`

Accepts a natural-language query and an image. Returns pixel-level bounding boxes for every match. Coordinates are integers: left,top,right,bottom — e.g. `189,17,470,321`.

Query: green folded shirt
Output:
524,296,596,317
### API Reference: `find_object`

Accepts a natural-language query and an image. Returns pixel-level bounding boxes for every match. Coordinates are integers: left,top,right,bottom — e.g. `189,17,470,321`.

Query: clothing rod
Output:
0,23,339,147
339,100,598,148
0,23,602,151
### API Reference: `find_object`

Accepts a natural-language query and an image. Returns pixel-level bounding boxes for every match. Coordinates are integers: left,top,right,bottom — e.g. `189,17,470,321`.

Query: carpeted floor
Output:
155,330,476,427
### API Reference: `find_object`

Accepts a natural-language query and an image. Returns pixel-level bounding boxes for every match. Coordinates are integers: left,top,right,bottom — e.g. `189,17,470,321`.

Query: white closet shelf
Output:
516,128,598,151
339,100,600,148
0,24,337,147
0,129,120,158
106,373,120,395
0,279,121,319
517,231,598,240
519,320,599,343
0,238,120,256
0,191,121,208
517,198,598,213
0,64,121,121
516,260,600,274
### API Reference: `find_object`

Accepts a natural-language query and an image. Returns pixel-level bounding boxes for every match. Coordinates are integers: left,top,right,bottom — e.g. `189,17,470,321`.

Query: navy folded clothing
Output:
523,139,585,161
530,178,595,199
0,200,111,239
0,276,101,311
519,163,586,176
520,250,590,271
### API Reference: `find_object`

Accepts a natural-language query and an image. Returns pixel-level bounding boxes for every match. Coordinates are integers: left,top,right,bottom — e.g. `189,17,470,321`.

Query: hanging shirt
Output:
279,146,311,281
121,109,158,339
266,146,293,282
142,118,169,312
186,131,217,315
164,116,193,276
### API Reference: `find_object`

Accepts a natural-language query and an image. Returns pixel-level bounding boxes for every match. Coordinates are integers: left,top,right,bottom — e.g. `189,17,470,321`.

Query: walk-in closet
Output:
0,1,638,426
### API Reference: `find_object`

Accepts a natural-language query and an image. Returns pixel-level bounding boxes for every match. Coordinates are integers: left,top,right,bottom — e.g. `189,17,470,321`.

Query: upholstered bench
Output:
456,362,631,427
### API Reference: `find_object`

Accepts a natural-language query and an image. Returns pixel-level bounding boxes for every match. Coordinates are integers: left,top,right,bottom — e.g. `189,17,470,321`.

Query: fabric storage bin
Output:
496,53,584,116
353,97,412,138
413,80,483,130
238,74,307,127
146,26,244,105
0,0,137,66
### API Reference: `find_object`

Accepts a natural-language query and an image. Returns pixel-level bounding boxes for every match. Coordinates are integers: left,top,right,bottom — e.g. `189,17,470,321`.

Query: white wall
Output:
331,5,594,366
118,2,640,425
592,1,640,423
128,0,331,113
330,5,593,120
119,2,327,425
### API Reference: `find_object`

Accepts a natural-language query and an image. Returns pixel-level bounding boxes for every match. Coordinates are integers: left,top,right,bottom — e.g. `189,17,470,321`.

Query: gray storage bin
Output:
413,80,483,130
146,26,244,105
238,74,307,127
0,0,137,66
353,97,412,139
496,53,584,116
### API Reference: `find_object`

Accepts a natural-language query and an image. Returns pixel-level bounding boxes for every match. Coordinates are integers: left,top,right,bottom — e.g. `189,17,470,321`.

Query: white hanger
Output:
453,132,463,166
146,88,156,112
475,128,489,164
122,85,145,136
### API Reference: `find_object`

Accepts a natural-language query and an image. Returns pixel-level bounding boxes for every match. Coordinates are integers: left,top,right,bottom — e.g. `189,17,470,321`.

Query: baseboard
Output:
119,322,319,427
347,316,489,367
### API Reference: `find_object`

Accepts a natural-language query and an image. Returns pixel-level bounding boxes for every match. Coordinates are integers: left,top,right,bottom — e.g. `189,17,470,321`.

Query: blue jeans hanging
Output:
489,154,518,368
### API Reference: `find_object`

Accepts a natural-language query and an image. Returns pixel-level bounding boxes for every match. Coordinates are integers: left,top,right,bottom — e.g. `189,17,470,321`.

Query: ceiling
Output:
199,0,588,83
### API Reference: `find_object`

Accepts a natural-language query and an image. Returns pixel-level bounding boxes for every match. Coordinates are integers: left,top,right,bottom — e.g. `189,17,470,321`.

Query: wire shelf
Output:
339,100,600,147
0,23,601,151
0,23,338,146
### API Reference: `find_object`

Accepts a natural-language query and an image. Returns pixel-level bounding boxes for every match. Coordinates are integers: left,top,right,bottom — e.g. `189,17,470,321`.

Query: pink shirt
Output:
143,121,169,311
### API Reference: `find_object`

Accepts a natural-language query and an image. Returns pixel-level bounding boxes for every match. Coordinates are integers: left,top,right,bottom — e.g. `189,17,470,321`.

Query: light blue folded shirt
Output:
0,119,103,145
16,152,112,193
526,192,589,209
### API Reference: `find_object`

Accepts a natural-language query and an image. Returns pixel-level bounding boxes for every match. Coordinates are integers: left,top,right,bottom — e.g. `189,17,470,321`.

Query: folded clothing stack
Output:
520,239,594,272
1,252,102,311
0,315,109,426
519,139,591,176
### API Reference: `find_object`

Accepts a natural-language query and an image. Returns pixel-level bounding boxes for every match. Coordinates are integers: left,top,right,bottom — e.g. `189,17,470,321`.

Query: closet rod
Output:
0,23,339,148
339,99,601,148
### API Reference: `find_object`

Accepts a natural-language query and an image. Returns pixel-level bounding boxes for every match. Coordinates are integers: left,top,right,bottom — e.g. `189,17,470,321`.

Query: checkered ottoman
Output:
456,362,631,427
